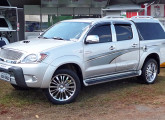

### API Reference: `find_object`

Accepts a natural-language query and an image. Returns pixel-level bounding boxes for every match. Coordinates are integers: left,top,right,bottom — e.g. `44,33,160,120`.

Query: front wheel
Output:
43,69,81,105
140,59,158,84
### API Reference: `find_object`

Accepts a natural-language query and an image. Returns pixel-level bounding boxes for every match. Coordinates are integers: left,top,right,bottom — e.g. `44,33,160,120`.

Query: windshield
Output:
42,22,90,40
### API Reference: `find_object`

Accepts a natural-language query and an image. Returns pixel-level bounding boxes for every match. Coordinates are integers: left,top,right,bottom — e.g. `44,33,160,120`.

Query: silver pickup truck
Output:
0,16,165,104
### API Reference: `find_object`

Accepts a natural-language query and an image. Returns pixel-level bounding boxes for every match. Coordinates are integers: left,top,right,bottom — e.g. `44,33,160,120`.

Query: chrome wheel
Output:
49,74,76,102
145,61,157,83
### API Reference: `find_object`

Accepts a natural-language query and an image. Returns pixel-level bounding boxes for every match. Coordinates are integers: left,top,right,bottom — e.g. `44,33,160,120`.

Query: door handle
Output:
132,43,138,48
85,51,92,54
109,46,115,50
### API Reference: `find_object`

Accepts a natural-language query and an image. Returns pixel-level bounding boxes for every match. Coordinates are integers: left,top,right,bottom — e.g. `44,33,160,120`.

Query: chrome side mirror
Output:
86,35,99,44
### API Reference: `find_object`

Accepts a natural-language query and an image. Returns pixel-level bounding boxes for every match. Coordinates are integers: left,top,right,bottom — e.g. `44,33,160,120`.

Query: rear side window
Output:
136,23,165,40
114,24,133,41
0,18,8,27
88,24,112,43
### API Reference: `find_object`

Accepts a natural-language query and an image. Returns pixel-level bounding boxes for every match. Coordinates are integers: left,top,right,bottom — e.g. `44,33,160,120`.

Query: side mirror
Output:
86,35,99,44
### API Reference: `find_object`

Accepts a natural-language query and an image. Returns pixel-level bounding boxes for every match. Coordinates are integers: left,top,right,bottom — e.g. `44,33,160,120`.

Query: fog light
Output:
32,76,37,82
25,75,38,83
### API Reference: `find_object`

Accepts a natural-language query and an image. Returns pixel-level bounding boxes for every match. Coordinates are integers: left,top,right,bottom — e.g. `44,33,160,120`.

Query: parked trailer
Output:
0,6,20,47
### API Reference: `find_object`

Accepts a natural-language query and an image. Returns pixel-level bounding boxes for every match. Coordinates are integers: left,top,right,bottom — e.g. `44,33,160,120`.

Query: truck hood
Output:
3,38,73,53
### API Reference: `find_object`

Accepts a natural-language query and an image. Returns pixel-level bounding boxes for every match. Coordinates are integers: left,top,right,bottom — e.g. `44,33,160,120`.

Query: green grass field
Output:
0,68,165,119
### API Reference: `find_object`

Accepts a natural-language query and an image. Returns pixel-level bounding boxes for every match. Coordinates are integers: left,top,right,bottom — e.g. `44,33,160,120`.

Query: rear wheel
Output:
43,69,81,105
140,59,158,84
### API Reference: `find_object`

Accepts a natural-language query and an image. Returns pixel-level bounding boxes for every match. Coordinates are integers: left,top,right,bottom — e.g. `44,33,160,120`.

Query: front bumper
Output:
0,62,49,88
0,66,27,87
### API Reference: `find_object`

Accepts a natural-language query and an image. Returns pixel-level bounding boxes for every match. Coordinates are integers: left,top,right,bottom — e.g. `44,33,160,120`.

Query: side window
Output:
115,24,133,41
88,24,112,43
0,18,8,27
135,23,165,40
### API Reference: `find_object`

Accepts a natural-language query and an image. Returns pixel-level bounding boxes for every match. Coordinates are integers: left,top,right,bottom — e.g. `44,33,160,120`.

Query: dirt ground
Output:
2,103,165,120
1,69,165,120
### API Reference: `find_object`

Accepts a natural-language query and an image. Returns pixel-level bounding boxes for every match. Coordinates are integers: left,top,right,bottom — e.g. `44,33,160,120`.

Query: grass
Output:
0,83,48,107
0,68,165,119
0,70,164,107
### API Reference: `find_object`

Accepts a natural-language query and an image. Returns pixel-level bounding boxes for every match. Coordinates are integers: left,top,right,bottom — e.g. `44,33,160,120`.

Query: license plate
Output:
0,72,10,81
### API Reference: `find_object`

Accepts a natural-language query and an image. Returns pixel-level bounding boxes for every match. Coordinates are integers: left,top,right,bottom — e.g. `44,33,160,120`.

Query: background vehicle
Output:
0,15,12,47
0,5,24,47
0,16,164,104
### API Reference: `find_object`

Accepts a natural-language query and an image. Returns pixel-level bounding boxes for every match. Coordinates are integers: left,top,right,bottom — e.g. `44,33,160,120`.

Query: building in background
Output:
4,0,165,39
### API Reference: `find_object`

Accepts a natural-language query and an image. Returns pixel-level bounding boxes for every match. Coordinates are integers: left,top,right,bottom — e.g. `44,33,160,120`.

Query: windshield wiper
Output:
53,37,64,40
38,36,48,39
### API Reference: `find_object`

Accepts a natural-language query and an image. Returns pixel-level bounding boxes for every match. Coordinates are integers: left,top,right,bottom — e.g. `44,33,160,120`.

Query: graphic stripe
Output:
86,48,139,67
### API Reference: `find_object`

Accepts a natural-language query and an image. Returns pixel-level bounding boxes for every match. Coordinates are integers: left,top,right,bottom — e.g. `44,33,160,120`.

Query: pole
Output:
144,3,148,16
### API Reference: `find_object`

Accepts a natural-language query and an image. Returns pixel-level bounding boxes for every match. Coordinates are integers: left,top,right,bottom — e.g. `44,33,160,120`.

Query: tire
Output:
43,69,81,105
11,84,29,90
140,59,158,84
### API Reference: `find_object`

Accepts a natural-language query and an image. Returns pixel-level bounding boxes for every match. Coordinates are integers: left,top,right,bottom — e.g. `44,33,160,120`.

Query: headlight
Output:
21,53,48,63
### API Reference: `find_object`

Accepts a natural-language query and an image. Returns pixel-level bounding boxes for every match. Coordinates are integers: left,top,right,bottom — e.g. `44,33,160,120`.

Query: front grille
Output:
0,48,23,60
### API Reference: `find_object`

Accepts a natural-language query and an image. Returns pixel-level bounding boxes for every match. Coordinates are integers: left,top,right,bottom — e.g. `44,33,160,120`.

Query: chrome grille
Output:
0,49,23,60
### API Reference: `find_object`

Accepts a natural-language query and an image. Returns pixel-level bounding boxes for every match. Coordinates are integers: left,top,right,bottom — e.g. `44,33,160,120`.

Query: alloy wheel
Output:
49,74,76,101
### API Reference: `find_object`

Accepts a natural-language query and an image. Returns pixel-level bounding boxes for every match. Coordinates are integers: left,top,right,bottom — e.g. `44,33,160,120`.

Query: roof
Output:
130,16,160,23
0,0,10,6
103,4,143,11
62,17,131,24
62,18,99,23
62,16,160,24
2,0,158,8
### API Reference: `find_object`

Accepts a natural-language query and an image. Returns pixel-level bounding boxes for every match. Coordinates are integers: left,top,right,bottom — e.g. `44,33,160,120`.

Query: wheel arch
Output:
55,63,83,85
141,53,160,74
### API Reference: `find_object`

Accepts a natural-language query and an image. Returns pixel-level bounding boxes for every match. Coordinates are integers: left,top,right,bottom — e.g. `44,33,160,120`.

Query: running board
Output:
84,71,141,86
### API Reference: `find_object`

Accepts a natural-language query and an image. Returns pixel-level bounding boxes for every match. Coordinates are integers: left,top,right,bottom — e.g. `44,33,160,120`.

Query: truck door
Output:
113,22,140,72
84,23,116,79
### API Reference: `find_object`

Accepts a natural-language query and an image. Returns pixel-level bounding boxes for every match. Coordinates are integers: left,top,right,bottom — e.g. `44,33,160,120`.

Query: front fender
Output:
41,55,84,88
